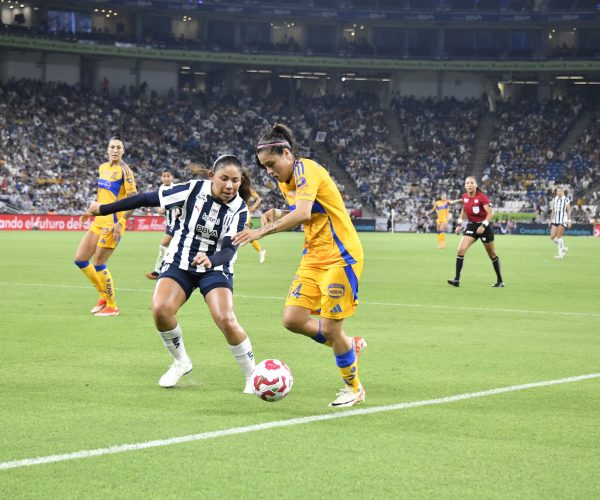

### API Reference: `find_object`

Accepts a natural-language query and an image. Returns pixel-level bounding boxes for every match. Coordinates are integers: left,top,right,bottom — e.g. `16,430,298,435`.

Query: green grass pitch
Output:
0,231,599,498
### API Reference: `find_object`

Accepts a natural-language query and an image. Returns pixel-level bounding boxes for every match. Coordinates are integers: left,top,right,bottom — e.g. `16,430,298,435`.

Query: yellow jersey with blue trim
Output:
94,161,137,226
434,200,449,222
278,158,363,269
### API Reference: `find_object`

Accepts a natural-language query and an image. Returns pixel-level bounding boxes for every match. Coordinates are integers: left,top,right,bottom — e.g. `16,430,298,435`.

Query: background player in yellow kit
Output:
247,188,267,263
233,123,366,408
76,135,137,316
428,192,459,249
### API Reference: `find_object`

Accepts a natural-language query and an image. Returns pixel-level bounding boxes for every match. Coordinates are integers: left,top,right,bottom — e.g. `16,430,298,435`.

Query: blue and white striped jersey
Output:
550,195,570,225
158,180,248,275
161,183,181,232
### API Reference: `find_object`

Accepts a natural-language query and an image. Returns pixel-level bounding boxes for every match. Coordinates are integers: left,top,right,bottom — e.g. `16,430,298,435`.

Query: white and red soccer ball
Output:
251,359,293,402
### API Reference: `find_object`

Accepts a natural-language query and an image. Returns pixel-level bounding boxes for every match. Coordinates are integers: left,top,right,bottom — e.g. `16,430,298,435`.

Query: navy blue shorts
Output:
159,264,233,300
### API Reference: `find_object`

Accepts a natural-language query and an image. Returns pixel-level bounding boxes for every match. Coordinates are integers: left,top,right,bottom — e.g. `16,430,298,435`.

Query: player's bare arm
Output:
455,208,466,234
233,200,311,245
477,204,493,234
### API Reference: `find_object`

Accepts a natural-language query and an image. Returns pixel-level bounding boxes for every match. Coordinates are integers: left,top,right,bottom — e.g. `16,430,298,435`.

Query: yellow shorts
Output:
285,261,363,320
90,221,126,249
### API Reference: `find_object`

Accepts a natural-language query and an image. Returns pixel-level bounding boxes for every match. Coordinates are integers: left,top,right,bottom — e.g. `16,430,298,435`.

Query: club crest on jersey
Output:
296,176,307,189
327,283,345,298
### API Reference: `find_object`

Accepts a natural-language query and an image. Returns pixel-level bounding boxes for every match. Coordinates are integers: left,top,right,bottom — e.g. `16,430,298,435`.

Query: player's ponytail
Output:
255,123,298,168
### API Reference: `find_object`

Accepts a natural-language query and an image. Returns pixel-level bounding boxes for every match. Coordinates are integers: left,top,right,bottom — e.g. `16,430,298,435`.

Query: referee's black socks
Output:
492,256,503,282
455,256,464,281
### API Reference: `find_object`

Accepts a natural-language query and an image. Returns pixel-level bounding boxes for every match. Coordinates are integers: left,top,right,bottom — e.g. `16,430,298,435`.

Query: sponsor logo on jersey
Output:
195,224,218,238
202,212,221,225
327,283,346,298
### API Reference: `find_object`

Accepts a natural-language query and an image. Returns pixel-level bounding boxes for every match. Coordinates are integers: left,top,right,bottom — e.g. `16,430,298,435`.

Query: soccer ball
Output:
251,359,293,402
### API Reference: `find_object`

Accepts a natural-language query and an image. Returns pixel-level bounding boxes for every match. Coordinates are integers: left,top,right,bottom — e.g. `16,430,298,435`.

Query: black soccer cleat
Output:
447,279,460,287
491,282,505,288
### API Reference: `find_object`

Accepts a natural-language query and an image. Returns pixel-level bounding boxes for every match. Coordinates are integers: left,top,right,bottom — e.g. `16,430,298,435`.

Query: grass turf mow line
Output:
1,372,598,472
1,281,599,318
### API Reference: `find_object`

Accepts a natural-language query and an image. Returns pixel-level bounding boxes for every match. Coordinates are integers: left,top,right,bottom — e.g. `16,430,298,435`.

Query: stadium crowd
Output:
0,78,598,224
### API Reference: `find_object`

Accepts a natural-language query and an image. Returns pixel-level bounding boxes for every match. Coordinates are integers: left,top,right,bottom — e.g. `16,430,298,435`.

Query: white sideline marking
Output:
1,373,598,471
1,281,599,318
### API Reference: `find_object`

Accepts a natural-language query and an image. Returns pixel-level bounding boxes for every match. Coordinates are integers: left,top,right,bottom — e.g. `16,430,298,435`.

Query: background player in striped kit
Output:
234,123,367,408
549,186,572,259
76,135,137,317
86,155,257,393
145,170,181,279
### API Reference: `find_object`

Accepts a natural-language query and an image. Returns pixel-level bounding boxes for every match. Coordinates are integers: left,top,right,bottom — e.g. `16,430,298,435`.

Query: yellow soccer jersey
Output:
278,158,363,268
94,161,137,226
434,200,449,222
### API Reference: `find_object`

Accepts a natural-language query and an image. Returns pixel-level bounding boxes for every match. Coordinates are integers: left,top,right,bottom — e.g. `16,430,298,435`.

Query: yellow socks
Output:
74,260,105,298
95,264,116,307
335,345,360,392
251,240,262,252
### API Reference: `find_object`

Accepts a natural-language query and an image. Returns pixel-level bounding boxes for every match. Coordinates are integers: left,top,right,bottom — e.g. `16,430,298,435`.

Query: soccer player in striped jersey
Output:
76,135,137,316
145,170,181,279
549,186,572,259
233,124,367,408
447,176,504,288
85,155,257,393
428,192,459,249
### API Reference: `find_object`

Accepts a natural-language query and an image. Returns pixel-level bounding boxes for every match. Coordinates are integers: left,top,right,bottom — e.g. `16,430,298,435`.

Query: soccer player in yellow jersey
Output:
247,188,267,263
76,135,137,316
428,192,459,249
233,124,366,407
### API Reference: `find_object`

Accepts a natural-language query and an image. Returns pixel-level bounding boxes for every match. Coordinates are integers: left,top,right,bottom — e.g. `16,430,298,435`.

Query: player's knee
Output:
282,315,304,333
151,300,176,324
74,260,89,269
213,311,238,334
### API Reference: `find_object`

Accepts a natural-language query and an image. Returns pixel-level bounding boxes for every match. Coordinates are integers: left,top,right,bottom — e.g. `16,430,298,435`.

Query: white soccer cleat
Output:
243,378,254,394
554,254,563,259
258,249,267,264
159,359,193,388
329,384,365,408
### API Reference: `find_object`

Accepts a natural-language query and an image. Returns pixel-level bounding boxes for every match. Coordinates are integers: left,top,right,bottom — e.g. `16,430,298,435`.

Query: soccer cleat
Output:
95,306,120,316
353,336,367,357
90,298,107,314
491,282,505,288
159,359,193,388
258,249,267,264
243,378,254,394
554,254,563,259
447,279,460,287
329,384,366,408
145,271,159,280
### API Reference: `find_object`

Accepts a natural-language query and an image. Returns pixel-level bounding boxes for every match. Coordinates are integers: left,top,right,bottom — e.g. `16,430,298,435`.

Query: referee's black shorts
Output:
463,222,494,243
